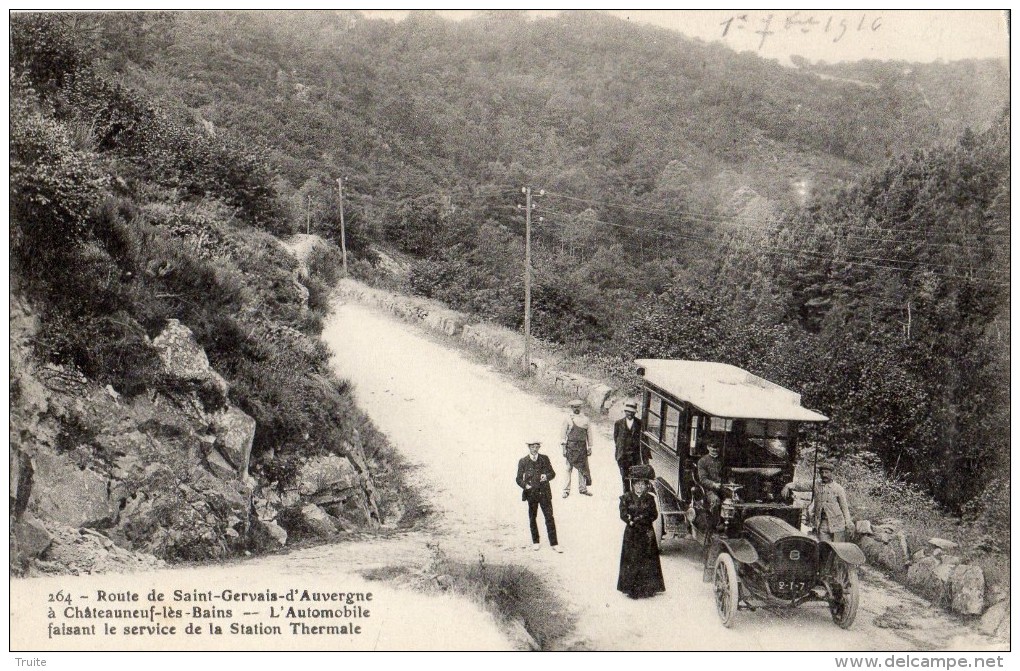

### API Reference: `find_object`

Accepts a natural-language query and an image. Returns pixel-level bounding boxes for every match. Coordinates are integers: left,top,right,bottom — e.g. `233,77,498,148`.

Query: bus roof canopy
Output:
635,359,829,422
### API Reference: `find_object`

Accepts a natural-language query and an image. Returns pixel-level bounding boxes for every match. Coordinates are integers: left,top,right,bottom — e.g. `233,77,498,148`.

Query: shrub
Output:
304,277,333,318
35,310,163,397
10,14,95,92
10,88,109,278
306,242,345,286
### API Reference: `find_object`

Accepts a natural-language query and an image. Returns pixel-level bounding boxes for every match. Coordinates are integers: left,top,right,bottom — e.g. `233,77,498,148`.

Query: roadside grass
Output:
363,544,576,650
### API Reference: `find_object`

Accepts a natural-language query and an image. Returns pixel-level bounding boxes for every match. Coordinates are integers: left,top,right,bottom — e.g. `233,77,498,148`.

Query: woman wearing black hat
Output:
617,466,666,599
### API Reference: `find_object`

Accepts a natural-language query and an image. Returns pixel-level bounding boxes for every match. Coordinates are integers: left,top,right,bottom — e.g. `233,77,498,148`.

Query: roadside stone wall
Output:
335,279,621,415
854,522,1000,623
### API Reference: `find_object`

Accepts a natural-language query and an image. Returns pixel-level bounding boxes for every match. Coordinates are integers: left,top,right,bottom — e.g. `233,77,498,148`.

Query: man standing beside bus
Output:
783,460,853,542
614,400,647,492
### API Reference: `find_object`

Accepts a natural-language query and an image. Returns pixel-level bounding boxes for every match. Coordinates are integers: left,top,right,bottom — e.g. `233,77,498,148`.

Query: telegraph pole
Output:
337,177,349,275
519,187,543,375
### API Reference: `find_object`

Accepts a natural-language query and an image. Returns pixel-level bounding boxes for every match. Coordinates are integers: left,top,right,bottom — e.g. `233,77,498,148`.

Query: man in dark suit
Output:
516,439,562,553
614,401,648,492
698,440,724,522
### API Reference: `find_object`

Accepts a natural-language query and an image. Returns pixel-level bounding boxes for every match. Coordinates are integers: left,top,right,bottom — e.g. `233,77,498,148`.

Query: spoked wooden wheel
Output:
827,558,860,629
713,552,739,627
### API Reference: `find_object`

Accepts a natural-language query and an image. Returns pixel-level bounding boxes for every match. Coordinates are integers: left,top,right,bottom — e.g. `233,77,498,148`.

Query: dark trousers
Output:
527,495,558,546
618,461,632,493
704,491,721,529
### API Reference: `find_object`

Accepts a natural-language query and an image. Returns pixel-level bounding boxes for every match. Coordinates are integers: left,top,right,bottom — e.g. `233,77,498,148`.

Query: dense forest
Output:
10,11,1009,539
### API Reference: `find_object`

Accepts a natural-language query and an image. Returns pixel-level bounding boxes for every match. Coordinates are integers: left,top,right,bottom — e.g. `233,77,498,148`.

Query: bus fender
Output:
718,538,759,565
820,541,866,567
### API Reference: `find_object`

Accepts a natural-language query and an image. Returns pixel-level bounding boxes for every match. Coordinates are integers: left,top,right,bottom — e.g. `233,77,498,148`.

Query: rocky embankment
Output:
10,289,380,576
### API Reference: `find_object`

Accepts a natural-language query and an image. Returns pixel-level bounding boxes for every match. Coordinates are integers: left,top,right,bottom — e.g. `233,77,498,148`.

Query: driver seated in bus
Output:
697,439,724,519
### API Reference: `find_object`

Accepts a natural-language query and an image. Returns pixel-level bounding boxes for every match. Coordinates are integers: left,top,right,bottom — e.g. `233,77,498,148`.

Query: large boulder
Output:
297,454,362,498
948,565,985,615
114,465,251,561
461,324,483,348
209,406,256,476
857,533,908,574
928,537,960,553
35,526,165,575
905,556,945,602
296,454,379,528
250,519,287,550
343,430,369,474
29,451,119,528
323,497,374,527
979,598,1009,640
300,503,340,537
153,319,212,380
441,313,467,336
586,384,614,414
152,319,228,398
423,310,466,336
12,514,53,562
503,344,527,369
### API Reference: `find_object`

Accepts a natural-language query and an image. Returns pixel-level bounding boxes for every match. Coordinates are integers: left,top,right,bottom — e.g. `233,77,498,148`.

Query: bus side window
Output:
663,404,681,453
646,392,662,440
689,415,700,455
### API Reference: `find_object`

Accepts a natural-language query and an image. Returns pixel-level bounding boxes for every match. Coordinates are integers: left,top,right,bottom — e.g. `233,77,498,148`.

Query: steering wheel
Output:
720,482,743,498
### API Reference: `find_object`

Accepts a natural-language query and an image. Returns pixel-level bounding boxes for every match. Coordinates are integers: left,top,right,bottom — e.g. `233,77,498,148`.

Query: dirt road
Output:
322,300,1004,651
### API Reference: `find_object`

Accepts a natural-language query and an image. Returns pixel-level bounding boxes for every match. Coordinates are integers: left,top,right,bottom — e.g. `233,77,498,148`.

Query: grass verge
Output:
363,544,576,650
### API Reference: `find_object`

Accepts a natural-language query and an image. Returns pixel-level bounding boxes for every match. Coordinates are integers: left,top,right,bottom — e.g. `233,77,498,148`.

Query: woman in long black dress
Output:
617,470,666,599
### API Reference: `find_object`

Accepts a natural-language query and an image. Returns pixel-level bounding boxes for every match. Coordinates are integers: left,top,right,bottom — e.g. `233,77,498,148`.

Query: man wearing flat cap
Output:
561,399,593,497
614,400,649,492
516,439,562,552
783,460,853,542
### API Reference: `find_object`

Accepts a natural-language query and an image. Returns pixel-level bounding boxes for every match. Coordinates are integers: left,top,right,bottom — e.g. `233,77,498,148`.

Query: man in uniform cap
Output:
516,439,562,552
783,460,853,542
614,400,649,492
697,438,724,522
561,399,593,497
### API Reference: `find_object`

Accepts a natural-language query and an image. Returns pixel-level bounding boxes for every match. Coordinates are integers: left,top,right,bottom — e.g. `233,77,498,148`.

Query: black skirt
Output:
617,493,666,598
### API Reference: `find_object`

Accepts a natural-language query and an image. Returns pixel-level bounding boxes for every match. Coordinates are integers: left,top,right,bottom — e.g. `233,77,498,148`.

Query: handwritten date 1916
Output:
721,12,882,49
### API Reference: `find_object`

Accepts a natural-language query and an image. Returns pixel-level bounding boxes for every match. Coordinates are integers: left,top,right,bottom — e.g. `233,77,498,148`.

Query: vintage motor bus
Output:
636,359,865,628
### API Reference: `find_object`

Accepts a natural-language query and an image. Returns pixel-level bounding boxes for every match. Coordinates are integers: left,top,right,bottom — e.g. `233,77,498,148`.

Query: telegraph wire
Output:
331,185,1007,286
532,218,1001,312
537,205,1010,280
536,208,1010,287
542,189,1010,241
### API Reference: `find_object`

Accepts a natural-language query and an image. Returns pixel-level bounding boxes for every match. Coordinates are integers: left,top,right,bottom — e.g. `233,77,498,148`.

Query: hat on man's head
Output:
817,460,835,472
568,399,584,408
624,400,638,411
526,438,542,446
